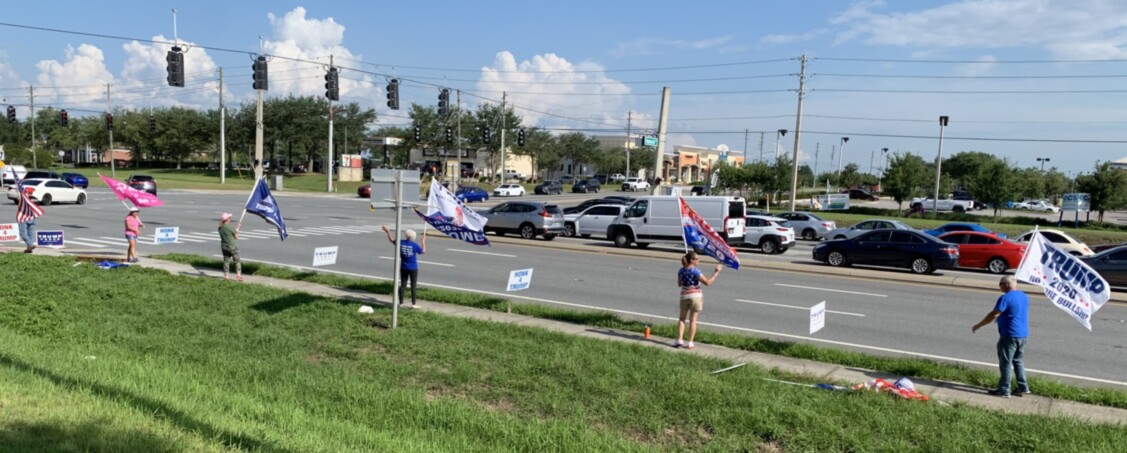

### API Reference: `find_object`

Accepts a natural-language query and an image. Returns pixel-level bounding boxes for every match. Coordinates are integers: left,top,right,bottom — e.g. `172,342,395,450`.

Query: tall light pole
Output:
836,137,849,183
774,129,787,160
1037,157,1051,172
932,116,949,215
878,147,889,189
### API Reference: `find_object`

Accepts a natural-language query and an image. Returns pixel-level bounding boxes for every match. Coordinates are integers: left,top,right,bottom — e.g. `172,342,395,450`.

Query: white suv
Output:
743,215,795,254
621,178,650,192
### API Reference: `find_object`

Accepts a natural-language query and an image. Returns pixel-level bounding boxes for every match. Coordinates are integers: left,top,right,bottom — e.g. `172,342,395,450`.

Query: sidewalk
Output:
18,247,1111,426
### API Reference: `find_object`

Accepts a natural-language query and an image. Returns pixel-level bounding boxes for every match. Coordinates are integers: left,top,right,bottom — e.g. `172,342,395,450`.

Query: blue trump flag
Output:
244,178,288,240
414,208,490,245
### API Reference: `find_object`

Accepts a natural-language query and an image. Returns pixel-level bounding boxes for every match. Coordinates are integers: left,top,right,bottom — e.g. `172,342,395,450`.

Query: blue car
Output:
924,222,1006,239
813,229,960,274
61,172,89,188
456,186,490,203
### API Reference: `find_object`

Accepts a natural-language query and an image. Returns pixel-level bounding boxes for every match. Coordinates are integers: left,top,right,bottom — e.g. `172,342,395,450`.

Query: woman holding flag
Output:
124,207,144,262
674,251,723,349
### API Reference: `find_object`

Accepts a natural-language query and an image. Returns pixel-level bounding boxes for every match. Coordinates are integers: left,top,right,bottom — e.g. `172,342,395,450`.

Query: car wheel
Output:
953,206,965,214
760,238,779,255
564,223,576,237
986,257,1008,274
76,193,87,205
802,229,817,241
543,234,557,241
40,194,52,205
594,187,599,193
910,257,934,274
614,231,633,248
519,224,536,239
827,251,847,267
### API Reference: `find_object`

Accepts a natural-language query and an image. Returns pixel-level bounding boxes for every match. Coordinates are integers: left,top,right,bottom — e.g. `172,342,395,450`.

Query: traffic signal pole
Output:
28,86,36,168
106,83,115,178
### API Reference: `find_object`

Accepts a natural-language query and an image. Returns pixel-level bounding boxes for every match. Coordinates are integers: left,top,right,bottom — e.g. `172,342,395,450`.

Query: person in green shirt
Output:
218,212,242,282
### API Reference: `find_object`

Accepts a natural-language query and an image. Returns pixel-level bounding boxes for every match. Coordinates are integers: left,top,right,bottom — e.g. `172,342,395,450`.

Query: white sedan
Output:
1023,200,1061,213
6,178,87,205
493,184,526,197
1014,229,1093,256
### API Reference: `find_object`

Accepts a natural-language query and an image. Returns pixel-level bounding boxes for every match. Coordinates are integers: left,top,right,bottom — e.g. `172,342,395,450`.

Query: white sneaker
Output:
686,342,695,349
672,340,684,348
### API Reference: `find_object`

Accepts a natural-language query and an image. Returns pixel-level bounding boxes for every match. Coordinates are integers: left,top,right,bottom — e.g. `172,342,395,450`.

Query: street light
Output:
932,116,949,215
1037,157,1051,172
878,147,889,189
836,136,849,174
774,129,787,160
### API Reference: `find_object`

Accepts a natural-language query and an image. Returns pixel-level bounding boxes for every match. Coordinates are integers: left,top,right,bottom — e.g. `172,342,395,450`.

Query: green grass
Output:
154,253,1127,411
5,254,1127,452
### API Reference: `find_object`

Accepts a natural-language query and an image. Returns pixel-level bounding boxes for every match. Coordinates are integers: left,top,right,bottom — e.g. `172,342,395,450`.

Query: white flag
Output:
1014,231,1109,330
427,179,487,232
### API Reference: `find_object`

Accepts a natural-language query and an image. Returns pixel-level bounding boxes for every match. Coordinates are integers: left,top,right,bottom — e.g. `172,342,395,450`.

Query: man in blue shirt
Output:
972,275,1031,398
382,225,426,306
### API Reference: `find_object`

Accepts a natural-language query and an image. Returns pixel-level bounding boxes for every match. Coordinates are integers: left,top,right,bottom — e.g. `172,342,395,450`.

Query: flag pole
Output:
678,197,689,254
237,176,262,225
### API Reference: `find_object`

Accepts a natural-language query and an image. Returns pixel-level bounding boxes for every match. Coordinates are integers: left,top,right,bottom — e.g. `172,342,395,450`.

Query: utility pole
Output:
812,143,820,184
219,67,226,184
499,91,507,185
326,55,335,192
626,111,633,178
743,128,749,163
107,83,116,178
456,90,463,184
758,132,765,162
788,54,806,211
654,87,671,193
28,86,36,168
870,149,875,177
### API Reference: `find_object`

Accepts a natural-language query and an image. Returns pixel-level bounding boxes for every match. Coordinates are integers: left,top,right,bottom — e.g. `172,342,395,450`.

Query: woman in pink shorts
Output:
674,251,723,349
124,207,144,262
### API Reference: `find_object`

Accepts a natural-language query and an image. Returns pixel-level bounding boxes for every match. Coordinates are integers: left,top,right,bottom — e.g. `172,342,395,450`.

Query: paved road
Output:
12,188,1127,388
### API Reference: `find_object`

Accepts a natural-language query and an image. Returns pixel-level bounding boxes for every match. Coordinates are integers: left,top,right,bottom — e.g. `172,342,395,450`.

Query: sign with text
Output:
153,227,180,244
1061,193,1090,212
809,301,826,335
507,268,533,292
0,223,18,242
816,194,850,211
642,136,658,147
313,246,339,267
36,230,64,247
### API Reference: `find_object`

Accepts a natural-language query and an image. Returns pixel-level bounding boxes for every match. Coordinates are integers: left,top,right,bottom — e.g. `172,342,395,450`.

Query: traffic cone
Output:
643,324,651,339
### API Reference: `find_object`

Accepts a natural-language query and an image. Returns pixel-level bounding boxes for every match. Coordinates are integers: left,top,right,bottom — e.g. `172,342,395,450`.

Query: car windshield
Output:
130,175,154,182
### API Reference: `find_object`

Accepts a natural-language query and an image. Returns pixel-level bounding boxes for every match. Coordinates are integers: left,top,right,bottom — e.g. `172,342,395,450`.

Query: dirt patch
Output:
305,353,326,364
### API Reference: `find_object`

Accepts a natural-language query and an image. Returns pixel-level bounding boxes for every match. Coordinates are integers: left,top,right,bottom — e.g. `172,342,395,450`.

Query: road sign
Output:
1062,193,1090,212
642,136,658,147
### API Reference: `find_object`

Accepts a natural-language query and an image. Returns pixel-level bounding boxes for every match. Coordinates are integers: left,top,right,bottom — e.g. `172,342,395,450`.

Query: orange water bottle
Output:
643,324,651,339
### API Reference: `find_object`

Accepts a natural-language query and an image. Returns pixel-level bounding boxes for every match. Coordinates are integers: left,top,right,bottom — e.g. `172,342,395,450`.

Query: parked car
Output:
502,170,529,181
593,174,609,184
910,197,975,213
1013,229,1093,256
559,175,575,183
6,178,87,205
777,211,836,241
60,172,89,189
825,219,916,240
572,178,601,193
1020,200,1061,213
844,189,879,201
563,196,632,214
1092,241,1127,254
23,169,61,180
608,196,746,249
621,177,650,192
924,223,1006,238
455,186,490,203
358,184,371,198
813,229,960,274
482,201,565,240
534,180,563,195
494,184,526,197
1080,246,1127,290
690,185,709,196
128,174,158,195
609,173,627,183
563,204,626,238
1,164,28,186
743,215,795,254
951,194,987,210
939,231,1026,274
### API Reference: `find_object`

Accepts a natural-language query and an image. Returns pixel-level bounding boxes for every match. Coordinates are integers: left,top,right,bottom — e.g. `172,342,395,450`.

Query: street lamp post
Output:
836,136,849,174
932,116,949,215
774,129,787,160
1037,157,1051,172
878,147,889,189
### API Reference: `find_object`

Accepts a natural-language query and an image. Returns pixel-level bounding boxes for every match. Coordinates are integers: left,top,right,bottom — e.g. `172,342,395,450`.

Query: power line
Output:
812,88,1127,94
331,55,797,74
814,56,1127,64
813,73,1127,80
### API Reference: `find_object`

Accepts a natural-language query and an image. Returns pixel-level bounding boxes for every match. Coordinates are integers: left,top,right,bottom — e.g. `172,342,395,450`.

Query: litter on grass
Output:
96,261,129,269
358,305,374,314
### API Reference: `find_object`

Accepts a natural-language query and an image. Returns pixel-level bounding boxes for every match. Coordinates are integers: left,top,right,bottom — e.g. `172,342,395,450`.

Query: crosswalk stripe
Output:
178,233,220,241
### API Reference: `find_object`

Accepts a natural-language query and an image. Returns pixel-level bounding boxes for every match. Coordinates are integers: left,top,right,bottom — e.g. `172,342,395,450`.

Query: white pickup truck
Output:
910,197,975,213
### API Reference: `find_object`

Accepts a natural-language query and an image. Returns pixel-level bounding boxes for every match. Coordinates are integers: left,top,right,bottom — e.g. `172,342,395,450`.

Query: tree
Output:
966,156,1021,219
520,127,558,181
556,132,600,178
1043,168,1070,204
838,163,862,189
881,152,928,210
1015,167,1045,199
1076,162,1127,223
943,151,994,189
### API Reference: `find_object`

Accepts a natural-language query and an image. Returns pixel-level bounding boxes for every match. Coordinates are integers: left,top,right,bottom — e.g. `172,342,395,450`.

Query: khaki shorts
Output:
679,296,703,313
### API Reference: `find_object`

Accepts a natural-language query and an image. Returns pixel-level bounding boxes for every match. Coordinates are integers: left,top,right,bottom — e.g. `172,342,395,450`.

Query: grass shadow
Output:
0,420,182,453
250,293,320,314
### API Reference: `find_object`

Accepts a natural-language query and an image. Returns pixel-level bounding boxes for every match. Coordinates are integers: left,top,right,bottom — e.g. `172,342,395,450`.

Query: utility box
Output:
270,175,284,191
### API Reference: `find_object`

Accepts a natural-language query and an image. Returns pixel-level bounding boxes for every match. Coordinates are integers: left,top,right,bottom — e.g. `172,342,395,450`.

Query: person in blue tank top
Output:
972,275,1031,398
382,225,427,306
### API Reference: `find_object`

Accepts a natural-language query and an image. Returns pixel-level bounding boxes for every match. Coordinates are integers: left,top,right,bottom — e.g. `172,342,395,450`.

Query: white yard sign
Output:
507,268,533,292
0,223,18,242
153,227,180,244
312,246,339,267
809,301,826,335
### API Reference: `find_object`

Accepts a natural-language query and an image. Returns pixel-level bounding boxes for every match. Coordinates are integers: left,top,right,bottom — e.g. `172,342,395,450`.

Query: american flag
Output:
14,175,43,223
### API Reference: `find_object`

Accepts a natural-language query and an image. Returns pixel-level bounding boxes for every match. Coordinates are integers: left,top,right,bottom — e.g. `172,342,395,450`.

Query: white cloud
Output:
760,29,828,45
608,35,736,58
118,35,221,108
34,44,115,111
262,7,375,103
954,55,997,77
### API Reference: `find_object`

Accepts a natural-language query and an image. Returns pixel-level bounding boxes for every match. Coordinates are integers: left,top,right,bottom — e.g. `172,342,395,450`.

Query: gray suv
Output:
778,211,837,241
483,201,566,240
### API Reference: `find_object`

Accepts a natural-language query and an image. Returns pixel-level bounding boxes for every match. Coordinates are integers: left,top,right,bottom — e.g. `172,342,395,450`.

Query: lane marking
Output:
735,299,866,317
378,256,455,267
220,257,1127,388
447,248,517,258
63,240,108,248
773,283,887,298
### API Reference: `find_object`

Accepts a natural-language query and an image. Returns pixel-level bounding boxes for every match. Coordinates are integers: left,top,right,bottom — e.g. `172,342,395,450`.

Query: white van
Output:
607,196,746,248
1,164,28,187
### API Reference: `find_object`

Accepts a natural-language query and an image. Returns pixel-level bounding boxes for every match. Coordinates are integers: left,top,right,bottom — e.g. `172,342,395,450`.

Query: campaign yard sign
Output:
153,227,180,244
36,230,64,247
0,223,18,242
312,246,339,267
507,268,533,292
809,301,827,334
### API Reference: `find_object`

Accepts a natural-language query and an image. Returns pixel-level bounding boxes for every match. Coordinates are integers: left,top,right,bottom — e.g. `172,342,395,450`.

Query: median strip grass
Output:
155,253,1127,411
4,253,1126,452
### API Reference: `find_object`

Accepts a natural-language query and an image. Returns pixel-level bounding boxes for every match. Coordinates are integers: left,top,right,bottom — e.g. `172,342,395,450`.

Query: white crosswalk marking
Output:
64,240,108,248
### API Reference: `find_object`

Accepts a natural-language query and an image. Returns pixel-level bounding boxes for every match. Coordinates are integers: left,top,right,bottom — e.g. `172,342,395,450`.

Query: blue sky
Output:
2,0,1127,175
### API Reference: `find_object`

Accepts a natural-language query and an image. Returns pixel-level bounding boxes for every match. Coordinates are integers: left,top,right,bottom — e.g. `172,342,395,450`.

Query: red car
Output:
358,184,371,198
939,231,1026,274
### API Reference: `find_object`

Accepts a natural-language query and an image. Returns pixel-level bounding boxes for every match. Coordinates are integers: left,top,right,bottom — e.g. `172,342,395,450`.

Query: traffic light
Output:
6,105,15,123
252,56,268,91
385,78,399,110
59,109,68,127
517,128,525,147
445,127,453,143
482,126,491,144
413,126,421,141
324,67,339,101
148,115,157,133
165,46,184,87
437,88,450,116
105,113,114,130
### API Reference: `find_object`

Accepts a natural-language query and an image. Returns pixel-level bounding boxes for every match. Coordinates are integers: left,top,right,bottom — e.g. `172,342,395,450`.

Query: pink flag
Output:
99,174,164,208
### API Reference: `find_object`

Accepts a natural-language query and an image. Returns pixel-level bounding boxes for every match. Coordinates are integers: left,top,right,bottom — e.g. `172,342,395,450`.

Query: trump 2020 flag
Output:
679,197,739,269
414,179,489,245
99,174,164,208
1015,230,1109,330
245,177,288,240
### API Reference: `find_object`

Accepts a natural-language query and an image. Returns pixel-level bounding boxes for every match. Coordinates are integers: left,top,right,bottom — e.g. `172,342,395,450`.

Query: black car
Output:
1081,246,1127,290
128,174,158,195
534,180,563,195
843,189,879,201
24,169,61,180
812,229,960,274
563,197,632,214
572,179,601,193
